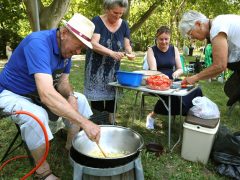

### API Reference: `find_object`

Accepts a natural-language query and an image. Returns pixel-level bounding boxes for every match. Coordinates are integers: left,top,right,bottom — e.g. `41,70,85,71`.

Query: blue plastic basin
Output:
116,71,143,87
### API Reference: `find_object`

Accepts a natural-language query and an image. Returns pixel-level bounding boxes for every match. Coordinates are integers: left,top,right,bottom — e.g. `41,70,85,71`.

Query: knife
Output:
187,85,195,91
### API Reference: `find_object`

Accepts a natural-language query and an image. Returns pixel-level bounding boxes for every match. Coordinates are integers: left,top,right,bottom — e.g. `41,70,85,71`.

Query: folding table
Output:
108,82,198,152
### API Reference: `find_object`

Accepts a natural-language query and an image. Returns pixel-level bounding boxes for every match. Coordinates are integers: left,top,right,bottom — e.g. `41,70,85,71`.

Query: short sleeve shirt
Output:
84,16,131,101
210,15,240,63
0,29,71,95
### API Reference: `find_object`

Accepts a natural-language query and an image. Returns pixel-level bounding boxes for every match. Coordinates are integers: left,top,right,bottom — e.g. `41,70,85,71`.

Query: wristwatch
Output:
68,92,78,99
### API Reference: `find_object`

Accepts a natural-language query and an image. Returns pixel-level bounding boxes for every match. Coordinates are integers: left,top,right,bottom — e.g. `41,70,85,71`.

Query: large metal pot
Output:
70,125,144,168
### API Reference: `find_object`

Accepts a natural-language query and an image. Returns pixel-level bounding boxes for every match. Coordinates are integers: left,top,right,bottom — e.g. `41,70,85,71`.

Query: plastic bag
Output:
188,96,220,119
211,126,240,179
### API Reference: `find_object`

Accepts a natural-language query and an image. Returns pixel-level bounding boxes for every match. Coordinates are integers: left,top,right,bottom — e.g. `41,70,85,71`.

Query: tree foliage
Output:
0,0,25,58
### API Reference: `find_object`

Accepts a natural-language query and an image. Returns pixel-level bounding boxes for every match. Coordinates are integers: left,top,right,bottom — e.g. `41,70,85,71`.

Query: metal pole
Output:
34,0,40,31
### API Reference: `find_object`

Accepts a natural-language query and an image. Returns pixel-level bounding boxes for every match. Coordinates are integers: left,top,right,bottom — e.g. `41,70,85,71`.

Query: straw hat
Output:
62,13,95,49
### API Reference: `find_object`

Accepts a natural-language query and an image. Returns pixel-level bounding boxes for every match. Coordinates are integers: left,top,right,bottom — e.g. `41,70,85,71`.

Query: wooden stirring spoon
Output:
96,143,107,158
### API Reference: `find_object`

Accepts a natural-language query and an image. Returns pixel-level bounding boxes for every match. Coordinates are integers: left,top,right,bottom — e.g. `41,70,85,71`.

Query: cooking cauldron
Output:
70,125,144,168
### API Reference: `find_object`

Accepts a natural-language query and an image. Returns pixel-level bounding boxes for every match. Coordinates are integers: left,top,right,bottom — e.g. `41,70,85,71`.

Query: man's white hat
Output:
62,13,95,49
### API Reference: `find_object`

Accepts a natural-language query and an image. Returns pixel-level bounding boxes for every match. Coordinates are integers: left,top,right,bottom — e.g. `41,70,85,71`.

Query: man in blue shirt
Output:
0,13,100,179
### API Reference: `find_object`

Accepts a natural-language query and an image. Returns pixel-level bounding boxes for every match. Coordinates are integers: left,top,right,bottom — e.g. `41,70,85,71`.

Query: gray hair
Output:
179,10,209,38
103,0,128,10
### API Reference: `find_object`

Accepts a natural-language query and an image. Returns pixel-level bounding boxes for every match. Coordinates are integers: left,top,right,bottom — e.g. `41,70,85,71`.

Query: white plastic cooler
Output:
181,115,220,164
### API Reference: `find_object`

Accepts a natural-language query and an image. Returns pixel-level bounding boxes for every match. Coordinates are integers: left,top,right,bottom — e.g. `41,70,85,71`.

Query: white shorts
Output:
0,90,92,150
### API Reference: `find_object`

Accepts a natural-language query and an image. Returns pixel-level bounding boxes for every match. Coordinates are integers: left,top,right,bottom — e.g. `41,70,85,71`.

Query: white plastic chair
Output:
142,53,149,70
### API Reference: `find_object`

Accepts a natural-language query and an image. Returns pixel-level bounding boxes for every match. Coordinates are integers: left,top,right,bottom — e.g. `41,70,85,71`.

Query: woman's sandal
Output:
34,170,60,180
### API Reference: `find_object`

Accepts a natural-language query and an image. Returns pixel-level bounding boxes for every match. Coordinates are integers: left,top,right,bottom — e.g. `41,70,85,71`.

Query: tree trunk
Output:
130,1,164,33
23,0,39,31
123,0,132,20
173,0,187,47
23,0,71,31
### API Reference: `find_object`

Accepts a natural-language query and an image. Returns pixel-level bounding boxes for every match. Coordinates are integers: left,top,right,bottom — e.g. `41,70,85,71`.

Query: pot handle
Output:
137,140,145,152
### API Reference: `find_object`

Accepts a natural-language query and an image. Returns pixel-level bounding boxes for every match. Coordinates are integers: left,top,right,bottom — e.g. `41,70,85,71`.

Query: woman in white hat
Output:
0,13,100,179
84,0,135,123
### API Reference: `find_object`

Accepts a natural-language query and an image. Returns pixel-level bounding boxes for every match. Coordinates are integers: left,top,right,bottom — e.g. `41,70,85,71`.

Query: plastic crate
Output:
116,71,143,87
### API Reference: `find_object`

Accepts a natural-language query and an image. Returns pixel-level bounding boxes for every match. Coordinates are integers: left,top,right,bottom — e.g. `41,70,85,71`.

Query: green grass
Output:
0,56,236,179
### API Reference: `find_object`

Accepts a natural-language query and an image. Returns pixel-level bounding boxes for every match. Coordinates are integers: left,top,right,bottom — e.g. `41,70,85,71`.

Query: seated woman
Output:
146,26,203,129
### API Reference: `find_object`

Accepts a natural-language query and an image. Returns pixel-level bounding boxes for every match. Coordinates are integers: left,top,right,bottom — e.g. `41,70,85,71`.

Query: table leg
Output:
180,97,182,125
168,96,171,150
132,91,140,125
156,95,171,150
113,87,119,125
170,96,183,152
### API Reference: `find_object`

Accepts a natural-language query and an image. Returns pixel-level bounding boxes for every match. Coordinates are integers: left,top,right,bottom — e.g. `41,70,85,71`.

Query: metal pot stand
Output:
69,155,144,180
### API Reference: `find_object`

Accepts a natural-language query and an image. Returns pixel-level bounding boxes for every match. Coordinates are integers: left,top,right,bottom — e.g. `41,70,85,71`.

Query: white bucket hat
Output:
62,13,95,49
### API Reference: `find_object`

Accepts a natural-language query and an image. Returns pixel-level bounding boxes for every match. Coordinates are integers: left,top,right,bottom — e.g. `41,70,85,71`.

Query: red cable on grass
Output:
0,111,49,180
0,155,29,171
